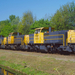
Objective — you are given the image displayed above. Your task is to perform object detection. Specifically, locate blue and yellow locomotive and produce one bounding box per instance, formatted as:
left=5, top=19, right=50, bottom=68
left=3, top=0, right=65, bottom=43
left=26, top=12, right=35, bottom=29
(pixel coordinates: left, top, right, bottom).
left=0, top=27, right=75, bottom=54
left=27, top=27, right=75, bottom=53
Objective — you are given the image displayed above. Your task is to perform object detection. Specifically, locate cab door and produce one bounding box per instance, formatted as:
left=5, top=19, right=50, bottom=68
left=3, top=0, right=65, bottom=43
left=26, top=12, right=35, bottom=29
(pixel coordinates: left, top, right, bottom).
left=68, top=30, right=75, bottom=43
left=34, top=32, right=44, bottom=44
left=8, top=36, right=14, bottom=44
left=3, top=37, right=7, bottom=45
left=24, top=35, right=29, bottom=45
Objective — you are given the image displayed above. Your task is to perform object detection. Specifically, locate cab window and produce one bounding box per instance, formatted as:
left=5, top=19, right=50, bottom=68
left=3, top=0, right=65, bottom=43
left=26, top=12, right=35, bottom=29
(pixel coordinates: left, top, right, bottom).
left=9, top=34, right=12, bottom=37
left=35, top=29, right=40, bottom=34
left=41, top=29, right=49, bottom=33
left=12, top=34, right=17, bottom=36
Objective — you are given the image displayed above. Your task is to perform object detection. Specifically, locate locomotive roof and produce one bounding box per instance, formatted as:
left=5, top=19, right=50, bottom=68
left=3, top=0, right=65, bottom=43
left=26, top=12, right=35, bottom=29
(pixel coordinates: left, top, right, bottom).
left=12, top=32, right=22, bottom=35
left=35, top=27, right=54, bottom=30
left=9, top=32, right=22, bottom=35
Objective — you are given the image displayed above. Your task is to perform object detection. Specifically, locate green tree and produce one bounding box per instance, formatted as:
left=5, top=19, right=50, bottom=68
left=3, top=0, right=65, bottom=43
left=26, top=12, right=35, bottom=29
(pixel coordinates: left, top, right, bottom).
left=50, top=2, right=75, bottom=31
left=9, top=15, right=16, bottom=22
left=0, top=20, right=9, bottom=33
left=12, top=25, right=18, bottom=32
left=29, top=19, right=50, bottom=34
left=11, top=16, right=19, bottom=25
left=18, top=11, right=34, bottom=34
left=0, top=23, right=13, bottom=37
left=0, top=15, right=19, bottom=36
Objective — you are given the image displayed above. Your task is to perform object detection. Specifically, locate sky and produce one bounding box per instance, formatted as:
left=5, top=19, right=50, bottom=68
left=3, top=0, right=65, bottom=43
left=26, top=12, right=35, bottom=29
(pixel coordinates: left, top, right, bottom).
left=0, top=0, right=74, bottom=21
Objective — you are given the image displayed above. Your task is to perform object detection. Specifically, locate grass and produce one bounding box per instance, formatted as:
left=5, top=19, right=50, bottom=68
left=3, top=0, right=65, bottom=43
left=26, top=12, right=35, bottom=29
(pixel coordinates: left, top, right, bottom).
left=0, top=60, right=49, bottom=75
left=0, top=50, right=75, bottom=75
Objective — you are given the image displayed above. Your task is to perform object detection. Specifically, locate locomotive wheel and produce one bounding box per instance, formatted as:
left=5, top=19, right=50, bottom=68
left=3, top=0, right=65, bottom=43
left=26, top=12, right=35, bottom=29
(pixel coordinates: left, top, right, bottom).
left=60, top=48, right=63, bottom=55
left=51, top=47, right=56, bottom=54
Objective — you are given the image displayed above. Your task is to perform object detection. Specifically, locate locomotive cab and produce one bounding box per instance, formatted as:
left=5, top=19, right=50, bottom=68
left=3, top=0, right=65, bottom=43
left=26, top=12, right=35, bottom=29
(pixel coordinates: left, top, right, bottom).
left=34, top=27, right=54, bottom=44
left=8, top=32, right=14, bottom=44
left=34, top=27, right=45, bottom=44
left=8, top=32, right=22, bottom=44
left=35, top=27, right=49, bottom=34
left=7, top=32, right=24, bottom=49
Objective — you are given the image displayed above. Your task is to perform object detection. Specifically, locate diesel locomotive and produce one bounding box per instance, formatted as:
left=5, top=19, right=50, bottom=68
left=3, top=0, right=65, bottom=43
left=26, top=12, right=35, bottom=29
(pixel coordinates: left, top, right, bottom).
left=0, top=27, right=75, bottom=54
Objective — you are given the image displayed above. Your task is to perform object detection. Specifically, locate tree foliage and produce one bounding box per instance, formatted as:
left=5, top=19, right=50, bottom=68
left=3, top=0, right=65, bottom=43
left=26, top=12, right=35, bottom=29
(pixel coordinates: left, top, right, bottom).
left=29, top=19, right=50, bottom=34
left=18, top=11, right=34, bottom=34
left=0, top=23, right=13, bottom=37
left=0, top=20, right=9, bottom=33
left=0, top=15, right=19, bottom=36
left=11, top=16, right=19, bottom=25
left=9, top=15, right=16, bottom=22
left=50, top=2, right=75, bottom=31
left=0, top=2, right=75, bottom=36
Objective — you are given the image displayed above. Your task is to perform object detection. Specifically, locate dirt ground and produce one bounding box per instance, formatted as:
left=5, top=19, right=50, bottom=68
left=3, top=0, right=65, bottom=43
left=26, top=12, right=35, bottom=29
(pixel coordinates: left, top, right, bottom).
left=1, top=49, right=75, bottom=62
left=0, top=49, right=75, bottom=75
